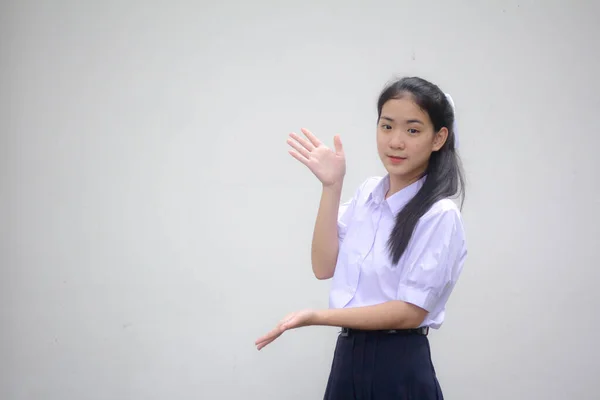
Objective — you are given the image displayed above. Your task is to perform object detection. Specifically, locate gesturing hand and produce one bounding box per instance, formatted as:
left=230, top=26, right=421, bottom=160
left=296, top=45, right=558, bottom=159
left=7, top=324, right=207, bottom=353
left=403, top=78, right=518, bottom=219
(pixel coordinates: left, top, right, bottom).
left=254, top=309, right=316, bottom=351
left=287, top=128, right=346, bottom=187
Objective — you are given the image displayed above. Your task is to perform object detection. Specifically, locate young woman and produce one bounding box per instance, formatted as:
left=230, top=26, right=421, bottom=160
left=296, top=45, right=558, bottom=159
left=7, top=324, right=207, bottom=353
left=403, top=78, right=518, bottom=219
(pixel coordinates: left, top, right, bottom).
left=255, top=76, right=467, bottom=399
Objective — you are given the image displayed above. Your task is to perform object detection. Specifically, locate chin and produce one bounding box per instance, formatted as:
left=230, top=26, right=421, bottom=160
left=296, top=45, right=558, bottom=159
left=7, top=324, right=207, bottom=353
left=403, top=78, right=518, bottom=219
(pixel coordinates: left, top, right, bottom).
left=384, top=162, right=409, bottom=174
left=387, top=165, right=420, bottom=181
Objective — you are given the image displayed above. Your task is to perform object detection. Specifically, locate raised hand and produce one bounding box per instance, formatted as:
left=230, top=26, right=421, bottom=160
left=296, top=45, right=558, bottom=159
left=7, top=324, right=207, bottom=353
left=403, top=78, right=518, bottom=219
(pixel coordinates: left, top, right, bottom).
left=287, top=128, right=346, bottom=187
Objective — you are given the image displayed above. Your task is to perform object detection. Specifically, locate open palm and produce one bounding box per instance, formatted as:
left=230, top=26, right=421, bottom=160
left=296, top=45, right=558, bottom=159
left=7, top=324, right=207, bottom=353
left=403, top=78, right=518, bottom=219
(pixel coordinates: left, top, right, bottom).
left=254, top=309, right=315, bottom=351
left=287, top=128, right=346, bottom=187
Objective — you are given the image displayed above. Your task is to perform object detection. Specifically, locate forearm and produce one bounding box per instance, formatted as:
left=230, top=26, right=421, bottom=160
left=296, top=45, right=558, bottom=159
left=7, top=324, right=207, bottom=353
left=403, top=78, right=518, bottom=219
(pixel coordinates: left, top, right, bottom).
left=311, top=301, right=427, bottom=330
left=310, top=183, right=343, bottom=279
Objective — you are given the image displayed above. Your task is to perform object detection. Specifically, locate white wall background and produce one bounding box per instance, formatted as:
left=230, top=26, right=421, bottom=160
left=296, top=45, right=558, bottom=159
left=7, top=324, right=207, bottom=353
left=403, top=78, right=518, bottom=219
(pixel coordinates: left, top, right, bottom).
left=2, top=1, right=599, bottom=399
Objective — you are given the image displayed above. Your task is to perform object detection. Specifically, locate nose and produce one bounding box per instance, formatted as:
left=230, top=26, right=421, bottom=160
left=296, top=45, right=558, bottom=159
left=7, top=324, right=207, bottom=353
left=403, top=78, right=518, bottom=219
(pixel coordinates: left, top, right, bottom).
left=389, top=131, right=405, bottom=150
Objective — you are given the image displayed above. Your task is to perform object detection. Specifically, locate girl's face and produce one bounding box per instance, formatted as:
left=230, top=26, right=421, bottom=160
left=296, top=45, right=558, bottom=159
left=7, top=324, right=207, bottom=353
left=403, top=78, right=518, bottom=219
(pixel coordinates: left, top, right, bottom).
left=376, top=96, right=448, bottom=184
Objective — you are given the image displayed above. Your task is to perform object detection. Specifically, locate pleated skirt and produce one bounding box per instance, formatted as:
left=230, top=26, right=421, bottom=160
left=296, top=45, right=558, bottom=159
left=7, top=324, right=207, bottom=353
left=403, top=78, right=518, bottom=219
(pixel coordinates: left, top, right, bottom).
left=323, top=329, right=444, bottom=400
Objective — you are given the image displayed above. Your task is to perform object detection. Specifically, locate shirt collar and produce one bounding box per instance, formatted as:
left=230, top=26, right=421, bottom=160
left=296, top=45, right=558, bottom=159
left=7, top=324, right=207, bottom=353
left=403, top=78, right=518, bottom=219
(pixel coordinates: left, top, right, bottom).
left=368, top=175, right=426, bottom=214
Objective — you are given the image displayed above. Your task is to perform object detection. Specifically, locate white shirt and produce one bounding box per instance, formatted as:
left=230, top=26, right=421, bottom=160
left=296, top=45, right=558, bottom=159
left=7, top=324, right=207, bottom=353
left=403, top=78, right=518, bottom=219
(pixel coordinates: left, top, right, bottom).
left=329, top=175, right=467, bottom=329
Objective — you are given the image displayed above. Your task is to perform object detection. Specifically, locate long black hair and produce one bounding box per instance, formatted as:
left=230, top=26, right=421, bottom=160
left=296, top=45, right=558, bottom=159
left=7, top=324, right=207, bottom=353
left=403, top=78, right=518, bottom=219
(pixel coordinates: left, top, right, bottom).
left=378, top=77, right=465, bottom=265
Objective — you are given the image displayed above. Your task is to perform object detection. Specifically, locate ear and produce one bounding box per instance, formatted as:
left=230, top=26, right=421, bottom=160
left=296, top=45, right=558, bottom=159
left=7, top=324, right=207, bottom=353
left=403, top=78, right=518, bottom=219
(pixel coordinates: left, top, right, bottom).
left=432, top=127, right=448, bottom=151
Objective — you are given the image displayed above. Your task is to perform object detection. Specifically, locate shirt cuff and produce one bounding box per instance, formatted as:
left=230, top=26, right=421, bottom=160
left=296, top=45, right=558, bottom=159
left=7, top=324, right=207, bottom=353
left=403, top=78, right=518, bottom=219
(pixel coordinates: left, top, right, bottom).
left=397, top=284, right=439, bottom=312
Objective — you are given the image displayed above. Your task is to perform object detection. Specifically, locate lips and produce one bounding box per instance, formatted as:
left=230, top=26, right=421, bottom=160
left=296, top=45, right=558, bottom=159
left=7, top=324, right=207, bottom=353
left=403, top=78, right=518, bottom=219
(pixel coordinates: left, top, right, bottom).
left=388, top=155, right=406, bottom=164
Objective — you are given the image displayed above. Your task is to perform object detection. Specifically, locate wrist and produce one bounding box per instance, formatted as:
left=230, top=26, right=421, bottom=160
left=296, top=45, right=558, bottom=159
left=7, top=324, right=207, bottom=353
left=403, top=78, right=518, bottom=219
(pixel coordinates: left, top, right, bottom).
left=310, top=309, right=331, bottom=326
left=322, top=181, right=343, bottom=193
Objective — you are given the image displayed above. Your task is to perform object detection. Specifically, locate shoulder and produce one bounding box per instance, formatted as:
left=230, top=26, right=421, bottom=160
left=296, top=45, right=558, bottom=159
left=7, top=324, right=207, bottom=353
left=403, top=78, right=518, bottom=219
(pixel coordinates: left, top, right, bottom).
left=350, top=176, right=383, bottom=202
left=417, top=198, right=465, bottom=239
left=405, top=198, right=467, bottom=265
left=358, top=175, right=383, bottom=192
left=422, top=198, right=462, bottom=222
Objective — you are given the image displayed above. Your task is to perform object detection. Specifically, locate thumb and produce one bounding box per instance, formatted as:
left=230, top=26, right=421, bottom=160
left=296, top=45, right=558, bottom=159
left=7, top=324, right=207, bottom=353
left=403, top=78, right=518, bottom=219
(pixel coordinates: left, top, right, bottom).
left=333, top=135, right=344, bottom=155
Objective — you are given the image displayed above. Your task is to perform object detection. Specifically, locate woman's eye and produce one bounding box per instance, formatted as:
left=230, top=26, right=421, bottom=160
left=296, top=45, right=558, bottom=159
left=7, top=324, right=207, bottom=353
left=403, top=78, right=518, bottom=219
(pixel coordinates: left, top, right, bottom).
left=408, top=128, right=419, bottom=134
left=381, top=124, right=392, bottom=130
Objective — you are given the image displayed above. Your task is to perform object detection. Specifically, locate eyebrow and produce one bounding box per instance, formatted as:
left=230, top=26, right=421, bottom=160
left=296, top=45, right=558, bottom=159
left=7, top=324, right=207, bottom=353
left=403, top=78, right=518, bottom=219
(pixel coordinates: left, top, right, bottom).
left=380, top=116, right=424, bottom=125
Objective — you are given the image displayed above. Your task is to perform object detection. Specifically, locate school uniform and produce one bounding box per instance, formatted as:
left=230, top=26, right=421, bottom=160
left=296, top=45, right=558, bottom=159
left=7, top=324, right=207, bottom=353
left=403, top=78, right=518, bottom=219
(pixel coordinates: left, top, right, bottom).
left=324, top=174, right=467, bottom=400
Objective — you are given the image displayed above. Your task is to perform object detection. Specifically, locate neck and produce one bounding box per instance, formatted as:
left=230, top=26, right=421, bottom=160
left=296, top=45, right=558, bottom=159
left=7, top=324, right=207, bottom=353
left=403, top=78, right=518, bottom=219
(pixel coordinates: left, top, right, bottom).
left=386, top=172, right=424, bottom=199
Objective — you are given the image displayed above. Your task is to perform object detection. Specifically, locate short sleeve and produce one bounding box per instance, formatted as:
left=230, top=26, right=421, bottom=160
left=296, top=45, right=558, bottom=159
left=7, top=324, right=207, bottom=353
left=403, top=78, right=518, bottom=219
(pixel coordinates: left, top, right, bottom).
left=396, top=203, right=467, bottom=312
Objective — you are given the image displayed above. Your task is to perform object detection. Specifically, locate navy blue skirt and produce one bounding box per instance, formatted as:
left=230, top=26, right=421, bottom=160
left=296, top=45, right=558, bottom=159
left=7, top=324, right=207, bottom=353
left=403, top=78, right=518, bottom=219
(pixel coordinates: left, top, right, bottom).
left=323, top=329, right=444, bottom=399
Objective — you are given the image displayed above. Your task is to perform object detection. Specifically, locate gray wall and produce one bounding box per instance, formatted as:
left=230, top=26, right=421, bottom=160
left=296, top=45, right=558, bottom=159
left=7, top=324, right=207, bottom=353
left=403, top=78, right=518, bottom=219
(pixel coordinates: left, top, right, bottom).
left=2, top=1, right=599, bottom=399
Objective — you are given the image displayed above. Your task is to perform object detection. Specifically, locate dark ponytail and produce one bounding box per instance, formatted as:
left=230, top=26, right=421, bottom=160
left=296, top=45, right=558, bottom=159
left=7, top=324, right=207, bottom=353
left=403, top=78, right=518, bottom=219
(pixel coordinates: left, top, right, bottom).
left=378, top=77, right=465, bottom=265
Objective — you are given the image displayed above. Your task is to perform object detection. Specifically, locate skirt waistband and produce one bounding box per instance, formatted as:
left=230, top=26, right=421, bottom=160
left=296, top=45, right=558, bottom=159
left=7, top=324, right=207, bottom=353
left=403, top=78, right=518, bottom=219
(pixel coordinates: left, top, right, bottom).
left=340, top=326, right=429, bottom=337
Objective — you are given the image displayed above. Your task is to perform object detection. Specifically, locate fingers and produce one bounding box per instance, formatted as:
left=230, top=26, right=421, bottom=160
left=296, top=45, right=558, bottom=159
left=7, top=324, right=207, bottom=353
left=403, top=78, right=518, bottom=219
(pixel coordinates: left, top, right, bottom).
left=287, top=129, right=342, bottom=167
left=255, top=327, right=280, bottom=345
left=288, top=150, right=309, bottom=166
left=287, top=130, right=318, bottom=165
left=256, top=336, right=277, bottom=351
left=289, top=132, right=315, bottom=152
left=301, top=128, right=322, bottom=148
left=287, top=136, right=311, bottom=159
left=333, top=135, right=344, bottom=155
left=255, top=312, right=304, bottom=351
left=255, top=335, right=274, bottom=350
left=255, top=326, right=285, bottom=351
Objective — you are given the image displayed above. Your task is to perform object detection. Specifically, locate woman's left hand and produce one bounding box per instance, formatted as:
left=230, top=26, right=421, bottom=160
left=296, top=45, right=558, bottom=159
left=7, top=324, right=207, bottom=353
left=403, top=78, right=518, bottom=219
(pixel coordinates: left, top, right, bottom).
left=255, top=309, right=316, bottom=350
